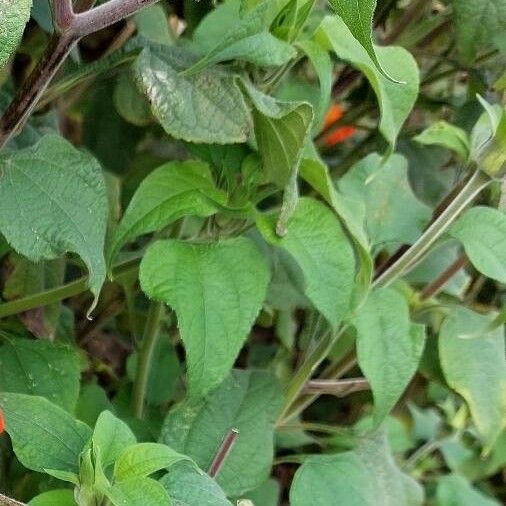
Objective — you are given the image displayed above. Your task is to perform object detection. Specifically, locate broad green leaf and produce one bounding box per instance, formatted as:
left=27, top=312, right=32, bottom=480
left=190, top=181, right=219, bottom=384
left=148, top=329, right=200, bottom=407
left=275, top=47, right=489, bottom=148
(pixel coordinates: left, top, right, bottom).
left=339, top=153, right=431, bottom=252
left=114, top=442, right=189, bottom=481
left=114, top=71, right=153, bottom=127
left=318, top=15, right=419, bottom=150
left=436, top=474, right=500, bottom=506
left=134, top=4, right=174, bottom=45
left=185, top=0, right=295, bottom=75
left=134, top=45, right=251, bottom=144
left=106, top=477, right=172, bottom=506
left=257, top=197, right=355, bottom=327
left=92, top=410, right=137, bottom=469
left=0, top=393, right=91, bottom=474
left=354, top=288, right=426, bottom=423
left=449, top=206, right=506, bottom=283
left=243, top=81, right=313, bottom=188
left=243, top=478, right=280, bottom=506
left=140, top=237, right=270, bottom=398
left=28, top=490, right=76, bottom=506
left=76, top=383, right=114, bottom=427
left=452, top=0, right=506, bottom=63
left=328, top=0, right=400, bottom=82
left=0, top=135, right=108, bottom=312
left=161, top=369, right=282, bottom=496
left=439, top=307, right=506, bottom=449
left=108, top=160, right=226, bottom=264
left=160, top=461, right=232, bottom=506
left=0, top=0, right=32, bottom=70
left=414, top=121, right=470, bottom=160
left=0, top=337, right=81, bottom=412
left=300, top=158, right=372, bottom=309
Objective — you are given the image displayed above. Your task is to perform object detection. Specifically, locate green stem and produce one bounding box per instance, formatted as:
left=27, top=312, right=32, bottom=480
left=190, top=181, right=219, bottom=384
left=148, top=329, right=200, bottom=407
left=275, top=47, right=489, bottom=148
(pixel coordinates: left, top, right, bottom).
left=131, top=301, right=164, bottom=419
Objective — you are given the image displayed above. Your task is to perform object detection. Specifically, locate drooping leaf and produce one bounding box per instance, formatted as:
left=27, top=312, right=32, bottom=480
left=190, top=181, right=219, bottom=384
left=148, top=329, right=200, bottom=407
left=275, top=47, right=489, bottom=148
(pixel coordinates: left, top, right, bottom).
left=28, top=489, right=77, bottom=506
left=243, top=81, right=313, bottom=188
left=436, top=474, right=500, bottom=506
left=318, top=15, right=419, bottom=150
left=449, top=206, right=506, bottom=283
left=439, top=307, right=506, bottom=449
left=353, top=288, right=426, bottom=424
left=106, top=477, right=172, bottom=506
left=414, top=121, right=470, bottom=160
left=140, top=237, right=269, bottom=398
left=92, top=410, right=137, bottom=469
left=160, top=461, right=232, bottom=506
left=0, top=337, right=81, bottom=412
left=0, top=393, right=91, bottom=474
left=161, top=369, right=282, bottom=497
left=339, top=153, right=431, bottom=252
left=257, top=197, right=355, bottom=327
left=0, top=0, right=32, bottom=70
left=134, top=45, right=251, bottom=144
left=0, top=135, right=108, bottom=311
left=108, top=160, right=227, bottom=264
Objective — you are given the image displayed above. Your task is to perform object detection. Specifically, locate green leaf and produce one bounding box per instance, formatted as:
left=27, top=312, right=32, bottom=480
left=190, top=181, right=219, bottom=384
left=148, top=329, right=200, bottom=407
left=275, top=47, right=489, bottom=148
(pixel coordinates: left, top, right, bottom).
left=114, top=442, right=190, bottom=482
left=354, top=288, right=426, bottom=424
left=28, top=489, right=77, bottom=506
left=439, top=307, right=506, bottom=449
left=449, top=206, right=506, bottom=283
left=257, top=197, right=355, bottom=327
left=160, top=461, right=232, bottom=506
left=92, top=410, right=137, bottom=469
left=106, top=477, right=172, bottom=506
left=318, top=15, right=419, bottom=150
left=134, top=45, right=251, bottom=144
left=0, top=393, right=91, bottom=474
left=108, top=160, right=227, bottom=264
left=436, top=474, right=500, bottom=506
left=185, top=0, right=295, bottom=75
left=0, top=0, right=32, bottom=70
left=243, top=478, right=280, bottom=506
left=0, top=337, right=81, bottom=412
left=339, top=153, right=431, bottom=252
left=134, top=4, right=174, bottom=45
left=0, top=135, right=108, bottom=312
left=114, top=71, right=153, bottom=127
left=328, top=0, right=400, bottom=82
left=140, top=237, right=270, bottom=398
left=414, top=121, right=470, bottom=160
left=243, top=81, right=313, bottom=188
left=452, top=0, right=506, bottom=63
left=300, top=158, right=372, bottom=309
left=161, top=369, right=282, bottom=497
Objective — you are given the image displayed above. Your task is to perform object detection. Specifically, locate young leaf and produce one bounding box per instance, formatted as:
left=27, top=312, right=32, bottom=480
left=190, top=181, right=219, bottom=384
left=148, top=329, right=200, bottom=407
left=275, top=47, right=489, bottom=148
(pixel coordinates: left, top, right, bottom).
left=318, top=15, right=419, bottom=150
left=328, top=0, right=400, bottom=83
left=0, top=135, right=108, bottom=311
left=161, top=369, right=282, bottom=497
left=0, top=337, right=81, bottom=412
left=114, top=442, right=189, bottom=481
left=354, top=288, right=426, bottom=424
left=140, top=237, right=270, bottom=398
left=439, top=307, right=506, bottom=449
left=339, top=153, right=431, bottom=252
left=160, top=461, right=233, bottom=506
left=0, top=393, right=91, bottom=474
left=449, top=206, right=506, bottom=283
left=0, top=0, right=32, bottom=70
left=257, top=197, right=355, bottom=327
left=436, top=474, right=500, bottom=506
left=92, top=410, right=137, bottom=469
left=243, top=81, right=313, bottom=188
left=106, top=477, right=172, bottom=506
left=414, top=121, right=470, bottom=160
left=108, top=160, right=227, bottom=264
left=28, top=489, right=76, bottom=506
left=134, top=46, right=251, bottom=144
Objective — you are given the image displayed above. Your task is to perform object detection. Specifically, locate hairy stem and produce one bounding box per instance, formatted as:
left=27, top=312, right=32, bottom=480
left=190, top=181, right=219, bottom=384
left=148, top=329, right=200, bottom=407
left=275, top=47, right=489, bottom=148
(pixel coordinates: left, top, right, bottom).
left=131, top=301, right=164, bottom=419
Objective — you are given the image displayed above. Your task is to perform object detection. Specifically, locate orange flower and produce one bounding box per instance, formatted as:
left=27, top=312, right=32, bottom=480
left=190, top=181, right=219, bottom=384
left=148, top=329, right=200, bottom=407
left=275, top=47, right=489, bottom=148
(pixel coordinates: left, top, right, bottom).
left=324, top=125, right=358, bottom=146
left=323, top=104, right=345, bottom=130
left=0, top=409, right=4, bottom=434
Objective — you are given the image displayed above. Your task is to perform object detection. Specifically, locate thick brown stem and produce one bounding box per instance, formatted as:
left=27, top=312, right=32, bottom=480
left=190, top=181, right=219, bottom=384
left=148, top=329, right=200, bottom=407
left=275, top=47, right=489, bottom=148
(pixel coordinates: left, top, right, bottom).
left=52, top=0, right=75, bottom=32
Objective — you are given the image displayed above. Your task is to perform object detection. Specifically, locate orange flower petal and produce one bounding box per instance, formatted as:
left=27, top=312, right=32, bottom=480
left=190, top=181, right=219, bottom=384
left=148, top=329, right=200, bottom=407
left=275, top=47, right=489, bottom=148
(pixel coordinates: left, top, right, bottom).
left=324, top=126, right=358, bottom=146
left=323, top=104, right=345, bottom=130
left=0, top=409, right=5, bottom=434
